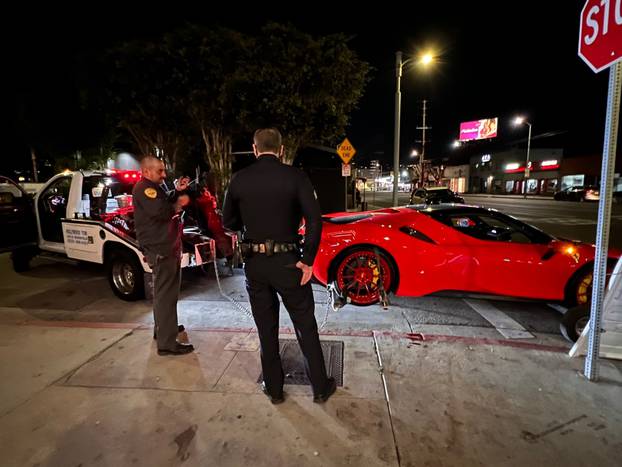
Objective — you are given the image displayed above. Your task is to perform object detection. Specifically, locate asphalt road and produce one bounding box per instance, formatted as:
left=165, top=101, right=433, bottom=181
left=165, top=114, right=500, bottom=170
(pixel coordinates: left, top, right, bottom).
left=366, top=191, right=622, bottom=249
left=0, top=253, right=566, bottom=341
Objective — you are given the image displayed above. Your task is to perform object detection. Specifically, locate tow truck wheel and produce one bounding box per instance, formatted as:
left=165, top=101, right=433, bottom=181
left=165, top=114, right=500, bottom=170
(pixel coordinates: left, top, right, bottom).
left=107, top=250, right=145, bottom=301
left=560, top=305, right=589, bottom=342
left=11, top=246, right=35, bottom=272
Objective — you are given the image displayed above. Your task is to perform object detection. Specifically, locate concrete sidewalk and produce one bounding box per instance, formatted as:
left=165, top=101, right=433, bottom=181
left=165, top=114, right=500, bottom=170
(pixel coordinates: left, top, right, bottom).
left=1, top=319, right=621, bottom=466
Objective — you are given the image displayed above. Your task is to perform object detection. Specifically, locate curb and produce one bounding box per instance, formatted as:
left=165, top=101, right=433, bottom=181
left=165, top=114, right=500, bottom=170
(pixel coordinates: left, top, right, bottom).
left=17, top=320, right=570, bottom=353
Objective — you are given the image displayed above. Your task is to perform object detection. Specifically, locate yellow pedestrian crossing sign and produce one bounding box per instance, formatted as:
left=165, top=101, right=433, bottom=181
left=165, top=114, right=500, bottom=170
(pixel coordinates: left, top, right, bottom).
left=337, top=138, right=356, bottom=164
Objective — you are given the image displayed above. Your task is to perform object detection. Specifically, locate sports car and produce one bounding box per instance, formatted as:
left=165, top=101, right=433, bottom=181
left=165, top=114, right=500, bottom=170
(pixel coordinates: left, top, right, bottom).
left=312, top=204, right=620, bottom=308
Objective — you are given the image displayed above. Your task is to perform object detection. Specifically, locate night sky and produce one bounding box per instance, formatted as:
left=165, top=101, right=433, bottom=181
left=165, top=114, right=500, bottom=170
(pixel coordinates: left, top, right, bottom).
left=5, top=1, right=616, bottom=176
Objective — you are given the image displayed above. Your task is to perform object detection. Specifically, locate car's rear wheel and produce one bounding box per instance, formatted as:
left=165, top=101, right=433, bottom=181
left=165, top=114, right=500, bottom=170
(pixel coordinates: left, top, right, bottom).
left=107, top=250, right=145, bottom=301
left=560, top=305, right=589, bottom=342
left=334, top=247, right=395, bottom=306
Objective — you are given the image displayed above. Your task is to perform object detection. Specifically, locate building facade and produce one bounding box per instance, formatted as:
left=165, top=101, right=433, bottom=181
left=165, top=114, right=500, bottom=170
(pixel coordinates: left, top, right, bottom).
left=441, top=164, right=470, bottom=193
left=469, top=148, right=563, bottom=195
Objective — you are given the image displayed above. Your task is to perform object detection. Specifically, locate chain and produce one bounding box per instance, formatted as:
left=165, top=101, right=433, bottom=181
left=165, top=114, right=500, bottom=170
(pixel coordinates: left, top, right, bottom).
left=211, top=257, right=254, bottom=320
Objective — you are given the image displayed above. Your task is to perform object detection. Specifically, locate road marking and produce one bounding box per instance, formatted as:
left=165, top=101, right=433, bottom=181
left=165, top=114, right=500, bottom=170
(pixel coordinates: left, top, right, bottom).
left=464, top=299, right=534, bottom=339
left=547, top=303, right=568, bottom=314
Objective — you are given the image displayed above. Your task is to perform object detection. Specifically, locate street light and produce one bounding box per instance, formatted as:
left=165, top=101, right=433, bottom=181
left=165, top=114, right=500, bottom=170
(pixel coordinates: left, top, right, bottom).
left=513, top=116, right=532, bottom=199
left=392, top=50, right=435, bottom=206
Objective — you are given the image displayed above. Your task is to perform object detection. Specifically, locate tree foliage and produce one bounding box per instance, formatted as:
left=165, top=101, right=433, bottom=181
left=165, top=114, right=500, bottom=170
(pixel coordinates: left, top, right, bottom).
left=236, top=23, right=371, bottom=164
left=98, top=22, right=371, bottom=195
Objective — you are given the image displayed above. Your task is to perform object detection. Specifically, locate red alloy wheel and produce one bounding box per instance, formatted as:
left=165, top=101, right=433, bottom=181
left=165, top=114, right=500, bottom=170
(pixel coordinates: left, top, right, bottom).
left=336, top=250, right=392, bottom=306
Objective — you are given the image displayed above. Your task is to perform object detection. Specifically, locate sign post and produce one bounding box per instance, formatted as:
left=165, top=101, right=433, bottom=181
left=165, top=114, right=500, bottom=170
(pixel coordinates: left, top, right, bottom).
left=337, top=138, right=357, bottom=210
left=578, top=0, right=622, bottom=380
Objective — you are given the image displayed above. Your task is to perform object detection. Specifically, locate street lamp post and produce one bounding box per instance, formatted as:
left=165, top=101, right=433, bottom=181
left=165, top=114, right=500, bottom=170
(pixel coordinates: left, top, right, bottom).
left=392, top=51, right=405, bottom=207
left=514, top=117, right=532, bottom=198
left=392, top=50, right=434, bottom=206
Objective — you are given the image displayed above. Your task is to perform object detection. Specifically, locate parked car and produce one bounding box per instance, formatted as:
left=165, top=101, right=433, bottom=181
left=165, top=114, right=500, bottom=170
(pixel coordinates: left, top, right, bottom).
left=311, top=205, right=620, bottom=310
left=0, top=176, right=37, bottom=254
left=409, top=186, right=465, bottom=205
left=553, top=185, right=600, bottom=202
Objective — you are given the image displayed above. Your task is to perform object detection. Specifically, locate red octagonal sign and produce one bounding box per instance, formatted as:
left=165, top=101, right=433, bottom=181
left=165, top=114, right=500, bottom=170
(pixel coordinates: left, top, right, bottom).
left=579, top=0, right=622, bottom=73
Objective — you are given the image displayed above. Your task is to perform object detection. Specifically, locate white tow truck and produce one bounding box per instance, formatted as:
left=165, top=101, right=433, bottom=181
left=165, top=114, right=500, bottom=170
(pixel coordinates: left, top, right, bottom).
left=8, top=169, right=235, bottom=300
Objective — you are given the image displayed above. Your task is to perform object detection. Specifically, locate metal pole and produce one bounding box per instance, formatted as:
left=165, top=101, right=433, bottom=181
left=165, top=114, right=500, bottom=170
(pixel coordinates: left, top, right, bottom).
left=344, top=175, right=348, bottom=211
left=420, top=100, right=427, bottom=187
left=30, top=147, right=38, bottom=182
left=392, top=51, right=403, bottom=207
left=585, top=62, right=622, bottom=381
left=523, top=122, right=532, bottom=199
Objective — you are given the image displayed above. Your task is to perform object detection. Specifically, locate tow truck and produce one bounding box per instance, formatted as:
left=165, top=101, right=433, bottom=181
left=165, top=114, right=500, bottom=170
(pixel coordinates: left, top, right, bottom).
left=6, top=169, right=237, bottom=300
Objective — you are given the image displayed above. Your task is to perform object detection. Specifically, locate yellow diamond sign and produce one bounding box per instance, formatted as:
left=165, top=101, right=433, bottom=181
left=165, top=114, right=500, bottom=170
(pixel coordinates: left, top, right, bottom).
left=337, top=138, right=356, bottom=165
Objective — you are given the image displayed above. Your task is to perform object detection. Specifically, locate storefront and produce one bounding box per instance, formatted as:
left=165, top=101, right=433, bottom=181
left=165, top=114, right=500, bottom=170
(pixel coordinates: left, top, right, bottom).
left=560, top=154, right=622, bottom=191
left=469, top=149, right=563, bottom=195
left=441, top=165, right=469, bottom=193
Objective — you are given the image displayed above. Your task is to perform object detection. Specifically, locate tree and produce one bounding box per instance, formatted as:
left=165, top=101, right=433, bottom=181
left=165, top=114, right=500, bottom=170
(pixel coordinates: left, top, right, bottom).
left=163, top=25, right=249, bottom=201
left=236, top=23, right=371, bottom=164
left=100, top=39, right=193, bottom=173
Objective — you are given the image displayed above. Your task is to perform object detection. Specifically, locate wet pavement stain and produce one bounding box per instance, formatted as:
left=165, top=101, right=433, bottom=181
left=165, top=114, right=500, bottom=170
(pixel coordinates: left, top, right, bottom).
left=174, top=424, right=198, bottom=461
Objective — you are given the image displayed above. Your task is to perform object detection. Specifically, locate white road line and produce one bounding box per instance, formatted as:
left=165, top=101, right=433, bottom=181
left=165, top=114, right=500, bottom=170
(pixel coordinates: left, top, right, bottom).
left=464, top=299, right=534, bottom=339
left=547, top=303, right=568, bottom=314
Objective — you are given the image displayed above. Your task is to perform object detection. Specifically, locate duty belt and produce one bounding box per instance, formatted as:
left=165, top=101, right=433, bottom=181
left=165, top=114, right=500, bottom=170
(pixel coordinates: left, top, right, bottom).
left=241, top=240, right=298, bottom=256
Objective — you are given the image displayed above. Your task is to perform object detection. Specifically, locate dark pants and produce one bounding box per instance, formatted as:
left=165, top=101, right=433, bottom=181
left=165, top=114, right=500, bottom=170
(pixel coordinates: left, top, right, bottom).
left=244, top=252, right=329, bottom=396
left=146, top=251, right=181, bottom=350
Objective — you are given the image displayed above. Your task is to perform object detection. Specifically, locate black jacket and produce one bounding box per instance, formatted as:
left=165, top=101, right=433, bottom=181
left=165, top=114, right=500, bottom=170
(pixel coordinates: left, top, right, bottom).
left=222, top=154, right=322, bottom=265
left=132, top=178, right=182, bottom=255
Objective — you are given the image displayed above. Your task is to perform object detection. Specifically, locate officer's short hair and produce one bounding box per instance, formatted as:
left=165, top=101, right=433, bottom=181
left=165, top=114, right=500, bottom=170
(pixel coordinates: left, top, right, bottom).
left=140, top=155, right=163, bottom=171
left=254, top=128, right=282, bottom=154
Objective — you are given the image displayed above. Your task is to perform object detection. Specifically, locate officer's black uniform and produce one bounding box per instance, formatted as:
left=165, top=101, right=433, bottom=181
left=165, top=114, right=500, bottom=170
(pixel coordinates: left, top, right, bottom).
left=222, top=153, right=330, bottom=398
left=133, top=178, right=184, bottom=351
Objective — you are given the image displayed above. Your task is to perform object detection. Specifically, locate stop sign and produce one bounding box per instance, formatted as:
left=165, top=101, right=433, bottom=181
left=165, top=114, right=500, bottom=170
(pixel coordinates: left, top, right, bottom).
left=578, top=0, right=622, bottom=73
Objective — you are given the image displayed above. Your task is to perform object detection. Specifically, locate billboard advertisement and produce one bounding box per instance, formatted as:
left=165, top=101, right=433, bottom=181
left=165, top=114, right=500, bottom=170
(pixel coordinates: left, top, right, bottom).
left=459, top=118, right=498, bottom=141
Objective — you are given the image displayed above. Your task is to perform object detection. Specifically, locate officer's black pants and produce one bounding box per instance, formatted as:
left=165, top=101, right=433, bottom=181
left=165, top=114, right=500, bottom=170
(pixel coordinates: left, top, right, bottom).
left=244, top=252, right=329, bottom=396
left=146, top=251, right=181, bottom=350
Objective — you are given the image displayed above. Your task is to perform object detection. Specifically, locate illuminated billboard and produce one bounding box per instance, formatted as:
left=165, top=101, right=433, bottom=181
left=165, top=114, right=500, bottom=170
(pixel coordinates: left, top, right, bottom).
left=459, top=118, right=498, bottom=141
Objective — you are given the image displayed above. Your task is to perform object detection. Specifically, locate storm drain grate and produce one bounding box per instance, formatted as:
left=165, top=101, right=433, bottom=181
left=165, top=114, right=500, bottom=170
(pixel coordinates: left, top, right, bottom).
left=257, top=339, right=344, bottom=386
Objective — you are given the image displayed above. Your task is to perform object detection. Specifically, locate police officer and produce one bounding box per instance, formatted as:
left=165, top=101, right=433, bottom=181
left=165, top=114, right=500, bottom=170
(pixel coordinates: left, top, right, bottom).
left=133, top=156, right=194, bottom=356
left=222, top=128, right=336, bottom=404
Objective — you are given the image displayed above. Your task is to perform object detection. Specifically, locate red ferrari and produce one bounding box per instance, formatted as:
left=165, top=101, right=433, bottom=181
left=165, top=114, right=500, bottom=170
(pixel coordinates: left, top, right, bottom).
left=312, top=205, right=620, bottom=308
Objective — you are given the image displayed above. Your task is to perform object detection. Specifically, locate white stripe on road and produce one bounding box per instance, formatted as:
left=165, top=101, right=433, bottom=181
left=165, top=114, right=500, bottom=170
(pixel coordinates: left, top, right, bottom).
left=464, top=299, right=534, bottom=339
left=547, top=303, right=568, bottom=314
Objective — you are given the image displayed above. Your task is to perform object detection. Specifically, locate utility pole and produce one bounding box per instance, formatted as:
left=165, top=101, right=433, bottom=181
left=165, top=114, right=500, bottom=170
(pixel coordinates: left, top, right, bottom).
left=416, top=100, right=431, bottom=187
left=30, top=147, right=38, bottom=182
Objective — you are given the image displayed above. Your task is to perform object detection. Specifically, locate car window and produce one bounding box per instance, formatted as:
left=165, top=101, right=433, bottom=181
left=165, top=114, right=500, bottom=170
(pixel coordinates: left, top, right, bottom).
left=0, top=183, right=22, bottom=198
left=440, top=213, right=531, bottom=243
left=0, top=192, right=15, bottom=204
left=476, top=215, right=532, bottom=243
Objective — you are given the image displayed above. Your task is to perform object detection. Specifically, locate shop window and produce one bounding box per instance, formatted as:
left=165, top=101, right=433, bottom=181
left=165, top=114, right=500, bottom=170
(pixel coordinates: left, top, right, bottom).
left=526, top=179, right=538, bottom=194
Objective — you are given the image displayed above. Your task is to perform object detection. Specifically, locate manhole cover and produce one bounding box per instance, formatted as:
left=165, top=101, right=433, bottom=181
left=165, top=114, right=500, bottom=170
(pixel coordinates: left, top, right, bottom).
left=257, top=339, right=344, bottom=386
